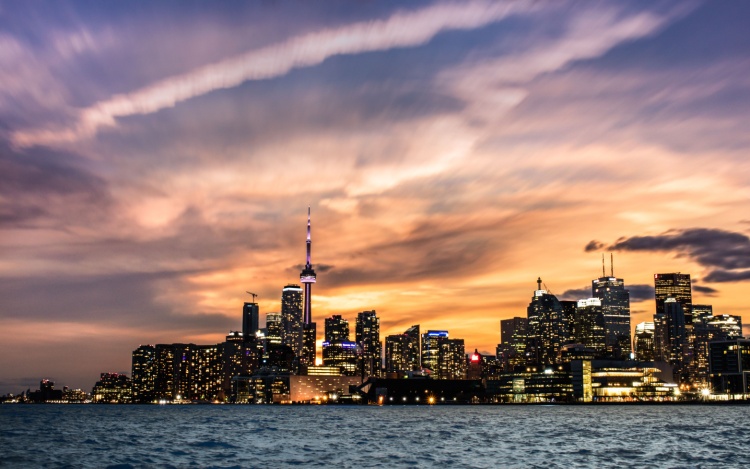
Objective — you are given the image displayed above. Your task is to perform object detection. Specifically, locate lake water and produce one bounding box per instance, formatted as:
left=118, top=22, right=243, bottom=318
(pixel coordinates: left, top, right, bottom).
left=2, top=404, right=750, bottom=468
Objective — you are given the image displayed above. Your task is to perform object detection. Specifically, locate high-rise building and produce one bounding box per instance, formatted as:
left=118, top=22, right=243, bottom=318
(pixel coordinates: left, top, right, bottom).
left=573, top=298, right=607, bottom=358
left=655, top=273, right=692, bottom=323
left=281, top=284, right=304, bottom=358
left=132, top=345, right=156, bottom=403
left=709, top=339, right=750, bottom=395
left=356, top=311, right=381, bottom=378
left=385, top=325, right=420, bottom=373
left=438, top=338, right=466, bottom=380
left=325, top=315, right=350, bottom=342
left=659, top=298, right=689, bottom=383
left=422, top=330, right=449, bottom=373
left=526, top=278, right=567, bottom=366
left=498, top=317, right=528, bottom=371
left=264, top=312, right=283, bottom=347
left=634, top=322, right=655, bottom=362
left=501, top=317, right=527, bottom=345
left=322, top=340, right=360, bottom=376
left=592, top=263, right=631, bottom=358
left=242, top=302, right=259, bottom=341
left=92, top=373, right=132, bottom=403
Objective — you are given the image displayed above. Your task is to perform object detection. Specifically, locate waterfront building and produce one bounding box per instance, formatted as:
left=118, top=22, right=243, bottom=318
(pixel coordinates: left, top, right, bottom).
left=131, top=345, right=156, bottom=403
left=92, top=373, right=132, bottom=403
left=709, top=339, right=750, bottom=396
left=356, top=310, right=381, bottom=378
left=223, top=331, right=260, bottom=396
left=573, top=298, right=607, bottom=358
left=690, top=314, right=743, bottom=387
left=592, top=266, right=631, bottom=358
left=27, top=379, right=64, bottom=403
left=526, top=278, right=567, bottom=366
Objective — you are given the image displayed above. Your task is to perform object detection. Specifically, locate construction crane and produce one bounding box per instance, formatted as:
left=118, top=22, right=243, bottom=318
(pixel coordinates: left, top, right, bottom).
left=246, top=291, right=259, bottom=303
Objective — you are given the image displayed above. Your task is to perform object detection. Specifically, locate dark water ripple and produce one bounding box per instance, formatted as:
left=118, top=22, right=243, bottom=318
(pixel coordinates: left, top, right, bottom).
left=2, top=405, right=750, bottom=468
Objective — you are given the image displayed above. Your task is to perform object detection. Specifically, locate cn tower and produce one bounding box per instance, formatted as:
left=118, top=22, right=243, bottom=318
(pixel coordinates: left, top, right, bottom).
left=300, top=207, right=316, bottom=324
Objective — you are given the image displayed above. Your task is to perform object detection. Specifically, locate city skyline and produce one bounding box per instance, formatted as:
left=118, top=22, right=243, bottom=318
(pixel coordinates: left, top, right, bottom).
left=3, top=1, right=750, bottom=394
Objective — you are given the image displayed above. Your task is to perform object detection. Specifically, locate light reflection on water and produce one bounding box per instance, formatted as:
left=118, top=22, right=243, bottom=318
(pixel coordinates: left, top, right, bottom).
left=2, top=405, right=750, bottom=468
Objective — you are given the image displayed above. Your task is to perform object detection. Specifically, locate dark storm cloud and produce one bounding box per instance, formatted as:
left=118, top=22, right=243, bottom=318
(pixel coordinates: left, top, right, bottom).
left=560, top=284, right=654, bottom=302
left=692, top=285, right=719, bottom=296
left=628, top=285, right=656, bottom=302
left=601, top=228, right=750, bottom=283
left=584, top=240, right=604, bottom=252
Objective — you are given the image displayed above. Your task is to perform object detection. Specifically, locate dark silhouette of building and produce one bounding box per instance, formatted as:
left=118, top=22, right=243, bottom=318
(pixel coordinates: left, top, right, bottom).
left=242, top=302, right=259, bottom=341
left=709, top=339, right=750, bottom=395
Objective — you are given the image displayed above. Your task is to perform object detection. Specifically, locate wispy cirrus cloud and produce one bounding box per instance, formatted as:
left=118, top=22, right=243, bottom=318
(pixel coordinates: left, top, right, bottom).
left=11, top=1, right=538, bottom=148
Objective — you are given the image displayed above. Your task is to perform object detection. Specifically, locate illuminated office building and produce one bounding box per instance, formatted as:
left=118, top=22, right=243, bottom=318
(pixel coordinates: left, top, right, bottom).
left=438, top=338, right=466, bottom=380
left=709, top=339, right=750, bottom=395
left=264, top=312, right=283, bottom=347
left=92, top=373, right=132, bottom=404
left=634, top=322, right=655, bottom=362
left=322, top=340, right=360, bottom=376
left=498, top=317, right=527, bottom=370
left=592, top=262, right=631, bottom=358
left=325, top=315, right=350, bottom=342
left=422, top=330, right=449, bottom=373
left=573, top=298, right=607, bottom=358
left=691, top=314, right=743, bottom=387
left=655, top=273, right=692, bottom=323
left=132, top=345, right=156, bottom=403
left=356, top=311, right=381, bottom=378
left=281, top=284, right=304, bottom=359
left=385, top=325, right=420, bottom=373
left=526, top=278, right=567, bottom=366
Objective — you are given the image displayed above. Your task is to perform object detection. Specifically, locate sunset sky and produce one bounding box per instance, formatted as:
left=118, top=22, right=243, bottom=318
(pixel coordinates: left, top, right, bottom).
left=2, top=1, right=750, bottom=393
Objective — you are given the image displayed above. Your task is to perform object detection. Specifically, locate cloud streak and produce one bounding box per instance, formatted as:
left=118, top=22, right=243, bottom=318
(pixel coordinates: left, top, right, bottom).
left=12, top=1, right=536, bottom=148
left=592, top=228, right=750, bottom=283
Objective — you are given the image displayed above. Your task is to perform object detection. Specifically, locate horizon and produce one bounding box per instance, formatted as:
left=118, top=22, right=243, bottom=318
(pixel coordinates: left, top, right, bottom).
left=3, top=1, right=750, bottom=394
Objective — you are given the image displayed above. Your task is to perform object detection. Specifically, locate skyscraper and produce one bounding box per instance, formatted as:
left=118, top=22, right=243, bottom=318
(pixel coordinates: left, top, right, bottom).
left=634, top=322, right=655, bottom=362
left=655, top=273, right=692, bottom=323
left=356, top=310, right=381, bottom=378
left=526, top=277, right=567, bottom=366
left=281, top=284, right=303, bottom=358
left=325, top=315, right=350, bottom=342
left=573, top=298, right=607, bottom=358
left=592, top=259, right=631, bottom=358
left=421, top=330, right=448, bottom=373
left=385, top=325, right=420, bottom=373
left=299, top=208, right=318, bottom=371
left=242, top=302, right=259, bottom=341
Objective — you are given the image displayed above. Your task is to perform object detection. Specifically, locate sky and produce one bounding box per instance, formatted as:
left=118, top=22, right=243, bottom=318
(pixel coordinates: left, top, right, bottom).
left=2, top=0, right=750, bottom=394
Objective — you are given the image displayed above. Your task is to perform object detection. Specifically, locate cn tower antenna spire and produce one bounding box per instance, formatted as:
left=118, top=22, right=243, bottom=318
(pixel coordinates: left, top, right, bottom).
left=306, top=206, right=311, bottom=266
